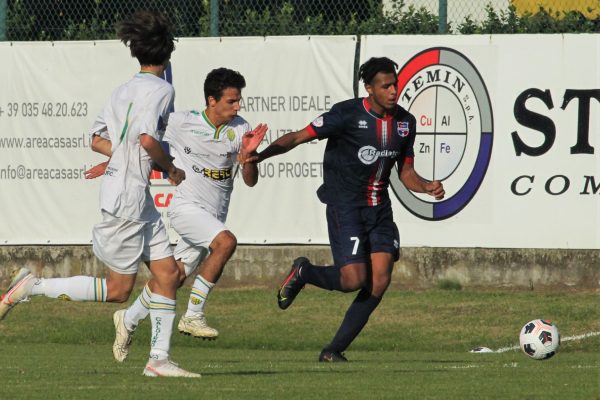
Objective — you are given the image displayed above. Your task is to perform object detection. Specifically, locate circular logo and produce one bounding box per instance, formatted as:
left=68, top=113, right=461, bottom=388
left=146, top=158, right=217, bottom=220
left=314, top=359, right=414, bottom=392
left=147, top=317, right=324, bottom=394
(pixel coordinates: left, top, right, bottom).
left=312, top=116, right=324, bottom=127
left=358, top=145, right=378, bottom=165
left=390, top=47, right=493, bottom=220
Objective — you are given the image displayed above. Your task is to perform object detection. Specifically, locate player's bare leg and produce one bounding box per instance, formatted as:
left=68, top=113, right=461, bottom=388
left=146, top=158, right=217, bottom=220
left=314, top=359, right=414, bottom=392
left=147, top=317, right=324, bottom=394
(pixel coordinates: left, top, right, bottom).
left=179, top=230, right=237, bottom=339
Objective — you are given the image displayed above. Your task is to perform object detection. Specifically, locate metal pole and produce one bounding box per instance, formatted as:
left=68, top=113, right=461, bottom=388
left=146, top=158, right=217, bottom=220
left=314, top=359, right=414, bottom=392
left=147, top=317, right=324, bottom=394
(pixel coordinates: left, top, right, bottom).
left=0, top=0, right=7, bottom=41
left=438, top=0, right=448, bottom=34
left=210, top=0, right=219, bottom=37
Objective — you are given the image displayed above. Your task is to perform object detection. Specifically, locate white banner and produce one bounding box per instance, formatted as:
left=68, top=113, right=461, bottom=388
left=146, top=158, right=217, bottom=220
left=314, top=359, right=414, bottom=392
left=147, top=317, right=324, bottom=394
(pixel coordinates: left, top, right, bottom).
left=1, top=35, right=598, bottom=249
left=0, top=37, right=356, bottom=245
left=361, top=34, right=599, bottom=249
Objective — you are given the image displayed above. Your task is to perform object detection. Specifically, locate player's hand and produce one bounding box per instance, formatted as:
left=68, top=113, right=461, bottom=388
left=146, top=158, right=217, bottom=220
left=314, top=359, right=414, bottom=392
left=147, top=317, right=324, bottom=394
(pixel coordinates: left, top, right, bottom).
left=167, top=166, right=186, bottom=185
left=85, top=161, right=108, bottom=179
left=240, top=123, right=268, bottom=163
left=425, top=180, right=445, bottom=200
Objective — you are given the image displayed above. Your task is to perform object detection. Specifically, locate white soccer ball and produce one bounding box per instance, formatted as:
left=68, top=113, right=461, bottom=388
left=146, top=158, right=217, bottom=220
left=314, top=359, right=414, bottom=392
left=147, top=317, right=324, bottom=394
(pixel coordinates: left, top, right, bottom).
left=519, top=319, right=560, bottom=360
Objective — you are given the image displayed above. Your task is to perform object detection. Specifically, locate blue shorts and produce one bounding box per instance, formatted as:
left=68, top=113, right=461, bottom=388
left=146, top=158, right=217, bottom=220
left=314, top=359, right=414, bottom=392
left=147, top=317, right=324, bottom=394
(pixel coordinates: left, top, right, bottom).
left=326, top=202, right=400, bottom=268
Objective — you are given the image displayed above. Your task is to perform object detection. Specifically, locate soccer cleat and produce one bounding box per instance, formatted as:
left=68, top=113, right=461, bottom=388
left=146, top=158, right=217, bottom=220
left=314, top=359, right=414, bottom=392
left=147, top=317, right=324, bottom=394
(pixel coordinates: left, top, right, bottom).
left=318, top=350, right=349, bottom=363
left=178, top=314, right=219, bottom=339
left=277, top=257, right=308, bottom=310
left=143, top=359, right=201, bottom=378
left=112, top=309, right=134, bottom=362
left=0, top=268, right=37, bottom=321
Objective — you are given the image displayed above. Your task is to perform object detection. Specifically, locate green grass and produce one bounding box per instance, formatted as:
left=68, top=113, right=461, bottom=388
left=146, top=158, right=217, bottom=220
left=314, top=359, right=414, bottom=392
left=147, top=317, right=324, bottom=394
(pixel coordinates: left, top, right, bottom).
left=1, top=287, right=599, bottom=399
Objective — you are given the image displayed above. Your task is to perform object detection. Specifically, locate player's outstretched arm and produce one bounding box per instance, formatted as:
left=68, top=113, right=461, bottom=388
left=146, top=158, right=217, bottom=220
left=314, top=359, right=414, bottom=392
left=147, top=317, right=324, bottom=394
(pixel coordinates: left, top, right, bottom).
left=246, top=127, right=314, bottom=164
left=140, top=133, right=185, bottom=185
left=399, top=160, right=445, bottom=200
left=239, top=123, right=268, bottom=187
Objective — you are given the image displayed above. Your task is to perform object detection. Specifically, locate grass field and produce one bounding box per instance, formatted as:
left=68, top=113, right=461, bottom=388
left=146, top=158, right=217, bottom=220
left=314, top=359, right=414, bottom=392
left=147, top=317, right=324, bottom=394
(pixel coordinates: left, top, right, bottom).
left=1, top=287, right=599, bottom=399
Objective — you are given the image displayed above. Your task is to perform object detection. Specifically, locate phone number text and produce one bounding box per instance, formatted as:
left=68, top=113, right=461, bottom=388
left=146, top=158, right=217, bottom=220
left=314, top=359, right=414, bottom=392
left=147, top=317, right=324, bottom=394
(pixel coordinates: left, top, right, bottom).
left=0, top=102, right=88, bottom=118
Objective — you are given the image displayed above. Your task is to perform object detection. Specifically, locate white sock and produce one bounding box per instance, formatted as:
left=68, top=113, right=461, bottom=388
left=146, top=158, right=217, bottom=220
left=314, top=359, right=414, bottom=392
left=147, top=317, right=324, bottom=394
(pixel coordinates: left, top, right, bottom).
left=185, top=275, right=215, bottom=317
left=149, top=293, right=176, bottom=361
left=124, top=283, right=152, bottom=331
left=29, top=276, right=107, bottom=302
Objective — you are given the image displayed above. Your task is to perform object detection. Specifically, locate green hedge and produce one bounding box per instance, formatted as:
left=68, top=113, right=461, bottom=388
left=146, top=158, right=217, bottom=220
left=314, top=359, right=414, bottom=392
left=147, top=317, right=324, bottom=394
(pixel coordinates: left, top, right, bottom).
left=5, top=1, right=599, bottom=41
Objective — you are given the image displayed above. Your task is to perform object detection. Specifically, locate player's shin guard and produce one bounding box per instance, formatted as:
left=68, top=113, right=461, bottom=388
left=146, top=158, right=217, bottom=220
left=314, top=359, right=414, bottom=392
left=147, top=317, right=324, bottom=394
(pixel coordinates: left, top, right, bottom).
left=29, top=276, right=107, bottom=301
left=300, top=263, right=342, bottom=291
left=324, top=289, right=381, bottom=352
left=185, top=275, right=214, bottom=317
left=149, top=294, right=176, bottom=361
left=123, top=283, right=153, bottom=331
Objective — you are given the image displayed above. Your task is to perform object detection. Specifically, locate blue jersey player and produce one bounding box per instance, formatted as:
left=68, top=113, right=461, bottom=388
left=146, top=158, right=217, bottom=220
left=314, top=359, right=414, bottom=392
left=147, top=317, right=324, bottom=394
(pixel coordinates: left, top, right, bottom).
left=246, top=57, right=445, bottom=362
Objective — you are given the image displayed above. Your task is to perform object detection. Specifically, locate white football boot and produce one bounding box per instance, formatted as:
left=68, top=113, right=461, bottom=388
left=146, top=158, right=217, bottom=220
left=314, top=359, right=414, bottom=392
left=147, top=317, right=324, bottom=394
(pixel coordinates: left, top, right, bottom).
left=0, top=268, right=37, bottom=320
left=178, top=314, right=219, bottom=339
left=112, top=309, right=134, bottom=362
left=143, top=359, right=201, bottom=378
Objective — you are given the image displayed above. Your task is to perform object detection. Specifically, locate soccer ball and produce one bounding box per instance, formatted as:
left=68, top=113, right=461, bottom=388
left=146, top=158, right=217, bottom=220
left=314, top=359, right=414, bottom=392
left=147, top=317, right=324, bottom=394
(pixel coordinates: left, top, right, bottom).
left=519, top=319, right=560, bottom=360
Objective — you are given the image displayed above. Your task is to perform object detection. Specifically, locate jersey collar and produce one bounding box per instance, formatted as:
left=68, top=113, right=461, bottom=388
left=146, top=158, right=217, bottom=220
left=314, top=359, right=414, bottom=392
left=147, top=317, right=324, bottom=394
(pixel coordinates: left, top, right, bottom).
left=362, top=98, right=394, bottom=121
left=201, top=110, right=228, bottom=139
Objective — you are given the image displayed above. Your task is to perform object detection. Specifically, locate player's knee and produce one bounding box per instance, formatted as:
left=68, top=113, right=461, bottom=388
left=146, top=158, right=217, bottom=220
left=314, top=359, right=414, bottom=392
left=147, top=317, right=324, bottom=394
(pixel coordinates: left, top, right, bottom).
left=177, top=263, right=188, bottom=287
left=340, top=267, right=367, bottom=291
left=341, top=277, right=364, bottom=291
left=213, top=231, right=237, bottom=257
left=371, top=274, right=392, bottom=297
left=162, top=264, right=180, bottom=285
left=106, top=284, right=133, bottom=303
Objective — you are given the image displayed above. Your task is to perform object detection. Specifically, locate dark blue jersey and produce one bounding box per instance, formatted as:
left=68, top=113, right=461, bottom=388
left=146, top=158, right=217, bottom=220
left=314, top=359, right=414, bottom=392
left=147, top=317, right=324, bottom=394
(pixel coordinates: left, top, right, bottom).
left=307, top=98, right=416, bottom=207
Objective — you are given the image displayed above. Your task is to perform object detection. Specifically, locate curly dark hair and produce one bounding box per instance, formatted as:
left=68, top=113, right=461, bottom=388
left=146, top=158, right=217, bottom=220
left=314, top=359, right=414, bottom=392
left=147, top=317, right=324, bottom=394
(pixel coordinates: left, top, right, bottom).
left=116, top=10, right=175, bottom=66
left=358, top=57, right=398, bottom=85
left=204, top=68, right=246, bottom=104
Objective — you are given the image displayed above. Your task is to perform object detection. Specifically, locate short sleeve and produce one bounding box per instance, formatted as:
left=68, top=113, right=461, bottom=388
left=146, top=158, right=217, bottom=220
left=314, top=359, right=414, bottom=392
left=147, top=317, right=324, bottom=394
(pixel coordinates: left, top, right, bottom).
left=138, top=85, right=175, bottom=140
left=89, top=102, right=109, bottom=140
left=306, top=103, right=344, bottom=140
left=399, top=114, right=417, bottom=167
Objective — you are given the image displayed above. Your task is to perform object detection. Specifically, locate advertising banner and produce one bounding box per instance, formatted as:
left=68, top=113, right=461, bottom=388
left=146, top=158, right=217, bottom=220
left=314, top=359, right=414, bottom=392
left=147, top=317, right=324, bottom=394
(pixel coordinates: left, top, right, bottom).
left=1, top=34, right=597, bottom=249
left=0, top=36, right=356, bottom=244
left=361, top=34, right=599, bottom=249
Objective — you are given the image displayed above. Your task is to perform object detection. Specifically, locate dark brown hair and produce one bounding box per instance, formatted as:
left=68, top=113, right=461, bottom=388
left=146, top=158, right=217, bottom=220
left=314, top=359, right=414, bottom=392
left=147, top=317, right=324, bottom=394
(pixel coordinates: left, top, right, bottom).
left=116, top=10, right=175, bottom=66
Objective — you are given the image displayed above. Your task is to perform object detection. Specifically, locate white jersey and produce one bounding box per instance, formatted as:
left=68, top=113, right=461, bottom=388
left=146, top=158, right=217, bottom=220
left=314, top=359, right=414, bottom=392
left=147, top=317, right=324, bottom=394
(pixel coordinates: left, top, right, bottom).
left=164, top=110, right=250, bottom=222
left=90, top=73, right=175, bottom=222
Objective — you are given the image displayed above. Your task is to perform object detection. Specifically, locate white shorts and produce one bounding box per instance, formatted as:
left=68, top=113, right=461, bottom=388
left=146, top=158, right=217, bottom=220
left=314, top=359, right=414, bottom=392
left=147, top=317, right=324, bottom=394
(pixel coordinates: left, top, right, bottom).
left=169, top=204, right=226, bottom=275
left=92, top=210, right=173, bottom=274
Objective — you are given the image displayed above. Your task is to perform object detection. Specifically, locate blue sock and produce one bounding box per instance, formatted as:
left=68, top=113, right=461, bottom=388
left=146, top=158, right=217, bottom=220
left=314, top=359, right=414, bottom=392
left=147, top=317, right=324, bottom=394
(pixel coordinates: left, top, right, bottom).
left=325, top=289, right=382, bottom=352
left=299, top=262, right=342, bottom=291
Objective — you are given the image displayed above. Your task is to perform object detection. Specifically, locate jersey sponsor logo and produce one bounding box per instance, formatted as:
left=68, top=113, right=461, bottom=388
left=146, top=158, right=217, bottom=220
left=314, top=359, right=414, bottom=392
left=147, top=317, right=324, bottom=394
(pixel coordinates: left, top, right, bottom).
left=397, top=121, right=410, bottom=137
left=104, top=166, right=117, bottom=177
left=358, top=146, right=400, bottom=165
left=391, top=47, right=494, bottom=220
left=183, top=146, right=210, bottom=158
left=192, top=165, right=232, bottom=181
left=312, top=116, right=324, bottom=127
left=358, top=120, right=368, bottom=129
left=191, top=129, right=212, bottom=137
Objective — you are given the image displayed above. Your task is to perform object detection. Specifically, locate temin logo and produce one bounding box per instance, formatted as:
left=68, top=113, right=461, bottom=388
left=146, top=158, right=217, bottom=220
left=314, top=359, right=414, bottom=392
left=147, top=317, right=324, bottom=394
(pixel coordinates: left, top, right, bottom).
left=390, top=47, right=494, bottom=220
left=184, top=146, right=191, bottom=154
left=358, top=120, right=368, bottom=129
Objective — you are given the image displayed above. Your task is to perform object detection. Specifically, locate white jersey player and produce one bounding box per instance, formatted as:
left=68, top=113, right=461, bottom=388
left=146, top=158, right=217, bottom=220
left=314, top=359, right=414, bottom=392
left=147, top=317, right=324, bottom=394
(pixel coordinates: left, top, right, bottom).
left=107, top=68, right=267, bottom=360
left=0, top=10, right=200, bottom=378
